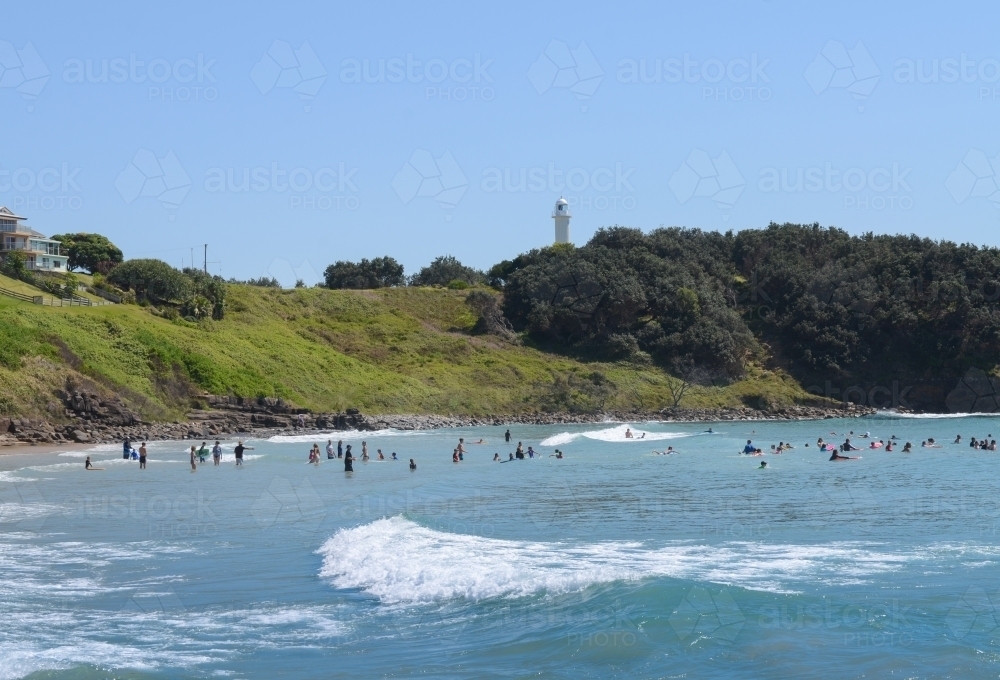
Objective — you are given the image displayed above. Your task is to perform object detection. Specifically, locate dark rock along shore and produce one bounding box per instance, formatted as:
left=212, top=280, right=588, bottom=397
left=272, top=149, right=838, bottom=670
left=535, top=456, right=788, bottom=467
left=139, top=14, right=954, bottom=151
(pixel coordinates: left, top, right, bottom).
left=0, top=391, right=877, bottom=447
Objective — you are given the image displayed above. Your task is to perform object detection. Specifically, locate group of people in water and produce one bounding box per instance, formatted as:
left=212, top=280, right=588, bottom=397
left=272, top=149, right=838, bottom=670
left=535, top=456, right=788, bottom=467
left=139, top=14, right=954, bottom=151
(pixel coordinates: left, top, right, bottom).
left=740, top=429, right=1000, bottom=463
left=306, top=438, right=417, bottom=472
left=99, top=438, right=255, bottom=472
left=91, top=424, right=1000, bottom=474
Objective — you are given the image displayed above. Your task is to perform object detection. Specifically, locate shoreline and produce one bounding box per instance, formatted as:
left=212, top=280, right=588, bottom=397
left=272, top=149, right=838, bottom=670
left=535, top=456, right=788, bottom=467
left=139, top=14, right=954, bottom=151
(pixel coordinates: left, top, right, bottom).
left=0, top=404, right=881, bottom=450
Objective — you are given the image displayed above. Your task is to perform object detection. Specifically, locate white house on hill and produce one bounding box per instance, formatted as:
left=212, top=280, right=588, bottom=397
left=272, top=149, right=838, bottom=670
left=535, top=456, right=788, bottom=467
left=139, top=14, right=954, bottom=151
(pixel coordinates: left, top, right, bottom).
left=0, top=207, right=69, bottom=271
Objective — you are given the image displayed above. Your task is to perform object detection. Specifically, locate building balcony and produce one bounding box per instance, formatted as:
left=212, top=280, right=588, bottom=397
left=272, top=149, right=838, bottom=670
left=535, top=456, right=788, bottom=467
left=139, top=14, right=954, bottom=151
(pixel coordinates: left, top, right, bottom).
left=1, top=243, right=60, bottom=256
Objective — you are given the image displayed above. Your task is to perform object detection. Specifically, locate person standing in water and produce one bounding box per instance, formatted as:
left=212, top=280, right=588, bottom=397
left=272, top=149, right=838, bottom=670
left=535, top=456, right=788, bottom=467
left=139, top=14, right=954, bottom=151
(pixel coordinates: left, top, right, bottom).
left=326, top=440, right=335, bottom=459
left=409, top=458, right=416, bottom=470
left=457, top=438, right=466, bottom=457
left=362, top=441, right=368, bottom=460
left=515, top=442, right=524, bottom=459
left=85, top=456, right=93, bottom=470
left=139, top=442, right=147, bottom=469
left=189, top=445, right=197, bottom=471
left=234, top=441, right=252, bottom=466
left=123, top=438, right=131, bottom=460
left=505, top=429, right=511, bottom=443
left=197, top=442, right=208, bottom=464
left=337, top=439, right=343, bottom=458
left=345, top=447, right=354, bottom=472
left=212, top=440, right=222, bottom=466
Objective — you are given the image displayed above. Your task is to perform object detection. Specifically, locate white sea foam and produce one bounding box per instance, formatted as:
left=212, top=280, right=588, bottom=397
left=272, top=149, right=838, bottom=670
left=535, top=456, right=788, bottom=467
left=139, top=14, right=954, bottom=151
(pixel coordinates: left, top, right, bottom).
left=268, top=429, right=427, bottom=443
left=317, top=516, right=913, bottom=603
left=538, top=432, right=578, bottom=446
left=539, top=424, right=691, bottom=447
left=877, top=410, right=1000, bottom=419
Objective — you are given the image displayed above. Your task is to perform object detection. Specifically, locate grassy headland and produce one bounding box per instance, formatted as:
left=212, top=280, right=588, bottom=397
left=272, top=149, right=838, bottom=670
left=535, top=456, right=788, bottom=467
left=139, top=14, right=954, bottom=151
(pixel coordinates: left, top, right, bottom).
left=0, top=280, right=813, bottom=423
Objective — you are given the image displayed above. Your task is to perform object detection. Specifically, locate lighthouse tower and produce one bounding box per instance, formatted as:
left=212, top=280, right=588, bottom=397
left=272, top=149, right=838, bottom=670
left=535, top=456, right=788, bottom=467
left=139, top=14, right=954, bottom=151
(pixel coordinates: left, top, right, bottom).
left=552, top=197, right=571, bottom=244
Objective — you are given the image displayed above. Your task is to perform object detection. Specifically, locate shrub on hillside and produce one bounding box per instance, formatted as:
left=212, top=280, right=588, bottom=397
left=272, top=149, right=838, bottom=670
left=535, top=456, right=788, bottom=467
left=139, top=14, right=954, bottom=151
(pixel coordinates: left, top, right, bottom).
left=323, top=256, right=405, bottom=289
left=410, top=255, right=482, bottom=287
left=108, top=259, right=189, bottom=303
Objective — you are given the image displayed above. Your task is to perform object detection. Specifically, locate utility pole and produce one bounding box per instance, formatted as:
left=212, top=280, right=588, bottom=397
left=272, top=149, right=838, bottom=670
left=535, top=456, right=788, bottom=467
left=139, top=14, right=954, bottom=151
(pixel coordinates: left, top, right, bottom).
left=203, top=244, right=207, bottom=273
left=190, top=247, right=194, bottom=272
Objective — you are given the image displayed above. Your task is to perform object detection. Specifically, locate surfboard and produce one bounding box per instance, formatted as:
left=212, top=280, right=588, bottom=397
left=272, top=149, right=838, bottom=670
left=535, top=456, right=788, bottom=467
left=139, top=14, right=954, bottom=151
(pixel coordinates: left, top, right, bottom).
left=86, top=467, right=104, bottom=471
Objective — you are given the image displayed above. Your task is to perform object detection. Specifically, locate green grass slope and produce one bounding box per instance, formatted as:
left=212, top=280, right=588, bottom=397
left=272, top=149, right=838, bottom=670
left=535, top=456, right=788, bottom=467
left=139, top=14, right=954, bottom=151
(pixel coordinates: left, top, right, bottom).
left=0, top=284, right=816, bottom=421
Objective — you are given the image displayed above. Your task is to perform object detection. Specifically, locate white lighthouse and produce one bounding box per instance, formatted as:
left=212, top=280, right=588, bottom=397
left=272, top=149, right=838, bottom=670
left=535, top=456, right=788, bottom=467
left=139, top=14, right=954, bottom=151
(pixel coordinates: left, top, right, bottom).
left=552, top=196, right=571, bottom=244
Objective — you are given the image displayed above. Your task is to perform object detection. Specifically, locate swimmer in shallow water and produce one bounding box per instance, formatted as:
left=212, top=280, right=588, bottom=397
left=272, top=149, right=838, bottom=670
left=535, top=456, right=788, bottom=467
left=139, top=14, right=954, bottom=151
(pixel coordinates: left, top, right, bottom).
left=409, top=458, right=416, bottom=470
left=625, top=428, right=633, bottom=439
left=829, top=450, right=858, bottom=461
left=550, top=449, right=564, bottom=458
left=758, top=460, right=767, bottom=468
left=902, top=442, right=913, bottom=453
left=493, top=453, right=501, bottom=461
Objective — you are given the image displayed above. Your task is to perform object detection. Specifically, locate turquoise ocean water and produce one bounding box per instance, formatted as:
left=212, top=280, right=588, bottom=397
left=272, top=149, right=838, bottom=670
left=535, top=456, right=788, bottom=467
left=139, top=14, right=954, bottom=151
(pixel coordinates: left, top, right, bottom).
left=3, top=413, right=1000, bottom=678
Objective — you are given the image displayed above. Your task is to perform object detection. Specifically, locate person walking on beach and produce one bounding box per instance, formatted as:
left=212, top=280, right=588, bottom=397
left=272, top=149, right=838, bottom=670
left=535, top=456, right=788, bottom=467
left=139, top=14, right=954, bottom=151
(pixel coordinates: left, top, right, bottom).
left=212, top=440, right=222, bottom=466
left=139, top=442, right=147, bottom=469
left=505, top=429, right=511, bottom=443
left=190, top=445, right=197, bottom=472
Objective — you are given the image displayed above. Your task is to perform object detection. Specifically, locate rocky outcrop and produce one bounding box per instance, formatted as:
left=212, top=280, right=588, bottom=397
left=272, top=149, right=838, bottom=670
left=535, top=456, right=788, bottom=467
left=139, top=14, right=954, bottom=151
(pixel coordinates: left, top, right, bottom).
left=0, top=392, right=875, bottom=447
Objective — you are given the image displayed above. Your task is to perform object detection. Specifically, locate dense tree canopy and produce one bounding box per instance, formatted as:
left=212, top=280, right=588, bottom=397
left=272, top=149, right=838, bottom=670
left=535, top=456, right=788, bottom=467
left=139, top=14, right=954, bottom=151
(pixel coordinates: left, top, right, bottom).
left=50, top=233, right=123, bottom=273
left=410, top=255, right=482, bottom=287
left=500, top=228, right=756, bottom=377
left=494, top=223, right=1000, bottom=406
left=323, top=256, right=404, bottom=289
left=107, top=260, right=225, bottom=319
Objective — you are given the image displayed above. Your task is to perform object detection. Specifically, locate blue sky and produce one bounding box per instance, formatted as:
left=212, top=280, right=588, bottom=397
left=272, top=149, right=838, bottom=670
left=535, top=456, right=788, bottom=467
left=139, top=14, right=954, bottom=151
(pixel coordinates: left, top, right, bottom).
left=4, top=1, right=1000, bottom=285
